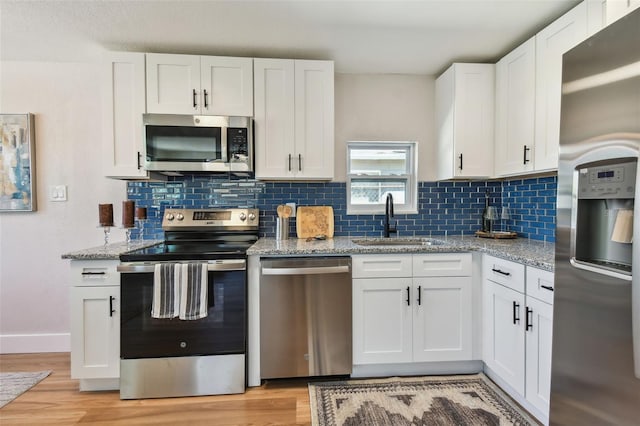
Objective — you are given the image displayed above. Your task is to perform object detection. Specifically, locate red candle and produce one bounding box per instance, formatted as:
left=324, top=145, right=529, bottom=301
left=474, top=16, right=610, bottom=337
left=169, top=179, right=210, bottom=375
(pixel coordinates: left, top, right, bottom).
left=99, top=204, right=114, bottom=227
left=122, top=201, right=135, bottom=228
left=135, top=207, right=147, bottom=220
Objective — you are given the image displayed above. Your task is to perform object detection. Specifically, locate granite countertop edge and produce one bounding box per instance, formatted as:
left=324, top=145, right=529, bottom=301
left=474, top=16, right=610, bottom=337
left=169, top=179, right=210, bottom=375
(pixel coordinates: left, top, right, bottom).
left=247, top=235, right=555, bottom=272
left=61, top=240, right=164, bottom=260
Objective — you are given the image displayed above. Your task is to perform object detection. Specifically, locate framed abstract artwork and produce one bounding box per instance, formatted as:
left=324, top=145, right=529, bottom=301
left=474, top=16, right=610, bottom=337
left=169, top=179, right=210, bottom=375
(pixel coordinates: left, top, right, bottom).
left=0, top=114, right=36, bottom=212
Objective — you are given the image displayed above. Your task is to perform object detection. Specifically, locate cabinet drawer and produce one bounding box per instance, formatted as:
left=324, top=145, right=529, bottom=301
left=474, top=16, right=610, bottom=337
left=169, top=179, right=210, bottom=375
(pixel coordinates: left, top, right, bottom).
left=526, top=267, right=555, bottom=305
left=352, top=255, right=412, bottom=278
left=70, top=260, right=120, bottom=287
left=483, top=255, right=525, bottom=293
left=412, top=253, right=472, bottom=277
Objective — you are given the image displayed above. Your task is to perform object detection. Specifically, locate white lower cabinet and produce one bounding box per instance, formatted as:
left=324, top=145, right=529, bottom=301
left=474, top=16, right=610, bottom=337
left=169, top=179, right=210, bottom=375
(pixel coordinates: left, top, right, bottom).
left=353, top=253, right=473, bottom=366
left=482, top=254, right=554, bottom=424
left=70, top=260, right=120, bottom=391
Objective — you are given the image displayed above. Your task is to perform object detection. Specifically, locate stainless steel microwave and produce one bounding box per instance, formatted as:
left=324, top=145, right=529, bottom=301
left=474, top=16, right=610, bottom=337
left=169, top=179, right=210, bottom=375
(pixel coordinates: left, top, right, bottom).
left=143, top=114, right=253, bottom=173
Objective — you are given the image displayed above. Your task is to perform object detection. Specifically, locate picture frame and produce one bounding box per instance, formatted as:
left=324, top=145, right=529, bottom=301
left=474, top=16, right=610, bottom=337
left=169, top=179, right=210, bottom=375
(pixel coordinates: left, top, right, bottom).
left=0, top=114, right=37, bottom=212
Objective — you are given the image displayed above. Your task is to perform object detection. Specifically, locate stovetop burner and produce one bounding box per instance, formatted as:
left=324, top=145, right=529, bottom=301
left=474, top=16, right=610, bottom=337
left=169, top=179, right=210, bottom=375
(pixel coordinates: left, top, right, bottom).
left=120, top=208, right=259, bottom=262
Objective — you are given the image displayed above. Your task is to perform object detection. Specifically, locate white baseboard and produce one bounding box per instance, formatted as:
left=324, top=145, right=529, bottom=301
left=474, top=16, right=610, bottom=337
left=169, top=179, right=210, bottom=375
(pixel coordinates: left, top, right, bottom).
left=0, top=333, right=71, bottom=354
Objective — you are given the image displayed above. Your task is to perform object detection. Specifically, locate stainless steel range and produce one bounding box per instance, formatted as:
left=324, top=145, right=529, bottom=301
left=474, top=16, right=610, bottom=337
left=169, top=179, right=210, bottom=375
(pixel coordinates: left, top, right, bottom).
left=118, top=208, right=258, bottom=399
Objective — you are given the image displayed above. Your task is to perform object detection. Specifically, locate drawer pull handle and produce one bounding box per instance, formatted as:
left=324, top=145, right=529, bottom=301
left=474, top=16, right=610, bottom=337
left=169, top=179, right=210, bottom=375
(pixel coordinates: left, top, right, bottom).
left=513, top=301, right=520, bottom=324
left=406, top=286, right=411, bottom=306
left=526, top=307, right=533, bottom=331
left=541, top=285, right=554, bottom=292
left=492, top=268, right=511, bottom=276
left=81, top=271, right=106, bottom=275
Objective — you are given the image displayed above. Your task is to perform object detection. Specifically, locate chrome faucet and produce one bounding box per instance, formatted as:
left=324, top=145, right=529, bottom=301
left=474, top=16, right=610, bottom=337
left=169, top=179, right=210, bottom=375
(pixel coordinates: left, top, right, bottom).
left=383, top=193, right=397, bottom=238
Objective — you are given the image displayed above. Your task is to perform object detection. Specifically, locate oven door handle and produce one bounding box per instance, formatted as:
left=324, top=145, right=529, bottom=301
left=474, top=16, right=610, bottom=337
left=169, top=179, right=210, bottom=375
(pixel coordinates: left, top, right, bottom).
left=117, top=260, right=246, bottom=273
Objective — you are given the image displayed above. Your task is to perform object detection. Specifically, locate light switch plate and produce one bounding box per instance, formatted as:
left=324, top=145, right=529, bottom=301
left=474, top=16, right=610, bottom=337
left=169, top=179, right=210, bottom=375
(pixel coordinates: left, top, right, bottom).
left=49, top=185, right=67, bottom=202
left=286, top=202, right=296, bottom=217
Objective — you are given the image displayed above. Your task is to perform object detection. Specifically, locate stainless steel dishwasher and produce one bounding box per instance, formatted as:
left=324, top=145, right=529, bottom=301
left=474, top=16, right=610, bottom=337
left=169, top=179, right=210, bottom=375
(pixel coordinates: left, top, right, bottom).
left=260, top=256, right=352, bottom=379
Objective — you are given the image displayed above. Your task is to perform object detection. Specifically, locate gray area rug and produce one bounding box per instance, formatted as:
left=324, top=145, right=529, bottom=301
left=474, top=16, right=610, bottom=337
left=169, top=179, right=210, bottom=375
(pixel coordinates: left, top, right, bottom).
left=309, top=373, right=537, bottom=426
left=0, top=370, right=51, bottom=408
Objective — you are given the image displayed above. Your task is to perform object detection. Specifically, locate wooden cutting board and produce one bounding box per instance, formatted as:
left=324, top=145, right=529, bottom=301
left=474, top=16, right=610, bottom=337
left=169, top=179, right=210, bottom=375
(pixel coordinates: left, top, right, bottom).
left=296, top=206, right=334, bottom=239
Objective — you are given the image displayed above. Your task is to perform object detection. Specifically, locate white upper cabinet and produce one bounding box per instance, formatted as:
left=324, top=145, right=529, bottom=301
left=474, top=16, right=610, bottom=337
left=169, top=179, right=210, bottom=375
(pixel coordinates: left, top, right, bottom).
left=146, top=53, right=253, bottom=116
left=436, top=63, right=495, bottom=180
left=254, top=58, right=334, bottom=180
left=606, top=0, right=640, bottom=25
left=534, top=2, right=588, bottom=171
left=102, top=51, right=149, bottom=179
left=494, top=37, right=537, bottom=176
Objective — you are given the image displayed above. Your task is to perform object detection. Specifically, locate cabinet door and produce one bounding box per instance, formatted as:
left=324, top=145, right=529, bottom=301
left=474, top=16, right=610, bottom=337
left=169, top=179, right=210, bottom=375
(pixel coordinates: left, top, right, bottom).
left=352, top=278, right=413, bottom=364
left=254, top=58, right=295, bottom=179
left=70, top=286, right=119, bottom=379
left=525, top=296, right=554, bottom=417
left=436, top=64, right=495, bottom=180
left=294, top=60, right=334, bottom=179
left=494, top=37, right=536, bottom=176
left=102, top=51, right=148, bottom=179
left=413, top=277, right=472, bottom=362
left=201, top=56, right=253, bottom=116
left=483, top=280, right=526, bottom=395
left=534, top=2, right=587, bottom=171
left=146, top=53, right=201, bottom=114
left=606, top=0, right=640, bottom=25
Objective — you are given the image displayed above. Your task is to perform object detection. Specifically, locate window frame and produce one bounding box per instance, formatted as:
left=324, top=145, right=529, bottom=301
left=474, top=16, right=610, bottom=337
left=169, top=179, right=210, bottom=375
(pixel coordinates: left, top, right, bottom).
left=346, top=141, right=418, bottom=215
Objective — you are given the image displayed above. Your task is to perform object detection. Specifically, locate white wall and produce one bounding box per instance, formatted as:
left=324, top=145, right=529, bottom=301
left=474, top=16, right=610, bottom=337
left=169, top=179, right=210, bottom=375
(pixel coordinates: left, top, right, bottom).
left=334, top=73, right=436, bottom=181
left=0, top=60, right=127, bottom=353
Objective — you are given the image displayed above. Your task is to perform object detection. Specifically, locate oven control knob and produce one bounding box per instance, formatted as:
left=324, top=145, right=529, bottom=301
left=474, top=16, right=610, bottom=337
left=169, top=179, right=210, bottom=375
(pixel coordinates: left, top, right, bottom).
left=166, top=213, right=175, bottom=221
left=248, top=213, right=256, bottom=221
left=239, top=212, right=247, bottom=221
left=180, top=341, right=187, bottom=348
left=176, top=213, right=184, bottom=221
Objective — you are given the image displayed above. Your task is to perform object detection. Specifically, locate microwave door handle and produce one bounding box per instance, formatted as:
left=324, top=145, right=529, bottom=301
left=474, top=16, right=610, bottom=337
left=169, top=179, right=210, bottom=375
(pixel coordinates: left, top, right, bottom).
left=221, top=126, right=228, bottom=163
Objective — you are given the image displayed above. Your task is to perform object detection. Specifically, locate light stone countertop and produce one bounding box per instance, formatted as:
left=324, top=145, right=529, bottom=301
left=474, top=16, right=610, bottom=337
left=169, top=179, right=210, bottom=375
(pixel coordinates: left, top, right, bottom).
left=61, top=240, right=163, bottom=260
left=247, top=235, right=555, bottom=271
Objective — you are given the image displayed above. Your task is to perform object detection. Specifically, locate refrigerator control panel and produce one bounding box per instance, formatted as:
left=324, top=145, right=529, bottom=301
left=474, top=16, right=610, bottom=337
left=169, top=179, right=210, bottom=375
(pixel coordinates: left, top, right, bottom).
left=578, top=161, right=637, bottom=199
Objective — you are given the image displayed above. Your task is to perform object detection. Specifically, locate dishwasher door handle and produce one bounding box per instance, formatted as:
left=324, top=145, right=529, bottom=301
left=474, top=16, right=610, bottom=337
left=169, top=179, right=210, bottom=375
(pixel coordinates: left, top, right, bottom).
left=261, top=265, right=350, bottom=276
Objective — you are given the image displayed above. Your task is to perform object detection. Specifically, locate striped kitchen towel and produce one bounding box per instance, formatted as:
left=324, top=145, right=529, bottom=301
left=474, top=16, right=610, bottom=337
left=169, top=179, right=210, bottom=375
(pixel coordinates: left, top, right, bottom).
left=151, top=263, right=180, bottom=319
left=179, top=262, right=209, bottom=320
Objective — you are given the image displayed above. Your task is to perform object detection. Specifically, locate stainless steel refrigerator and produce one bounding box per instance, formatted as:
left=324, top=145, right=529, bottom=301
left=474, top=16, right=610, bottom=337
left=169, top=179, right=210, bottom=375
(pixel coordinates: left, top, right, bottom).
left=551, top=8, right=640, bottom=425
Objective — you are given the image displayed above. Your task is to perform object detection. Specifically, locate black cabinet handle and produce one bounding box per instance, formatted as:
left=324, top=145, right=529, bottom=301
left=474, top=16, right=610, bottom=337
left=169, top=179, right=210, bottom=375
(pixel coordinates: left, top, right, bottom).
left=492, top=268, right=511, bottom=276
left=458, top=153, right=463, bottom=170
left=417, top=285, right=422, bottom=306
left=137, top=151, right=142, bottom=170
left=192, top=89, right=197, bottom=108
left=526, top=307, right=533, bottom=331
left=81, top=271, right=106, bottom=276
left=513, top=301, right=520, bottom=324
left=298, top=154, right=302, bottom=171
left=203, top=89, right=209, bottom=108
left=523, top=145, right=530, bottom=164
left=406, top=286, right=411, bottom=306
left=109, top=296, right=115, bottom=317
left=288, top=154, right=292, bottom=171
left=541, top=285, right=554, bottom=292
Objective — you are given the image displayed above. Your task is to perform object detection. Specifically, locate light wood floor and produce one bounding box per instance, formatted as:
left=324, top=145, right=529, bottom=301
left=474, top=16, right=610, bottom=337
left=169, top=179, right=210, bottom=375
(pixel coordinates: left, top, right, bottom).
left=0, top=353, right=313, bottom=425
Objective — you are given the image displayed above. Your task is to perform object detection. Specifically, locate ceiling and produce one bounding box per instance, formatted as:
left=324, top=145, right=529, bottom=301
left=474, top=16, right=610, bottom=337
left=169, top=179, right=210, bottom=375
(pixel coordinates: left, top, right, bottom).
left=0, top=0, right=581, bottom=75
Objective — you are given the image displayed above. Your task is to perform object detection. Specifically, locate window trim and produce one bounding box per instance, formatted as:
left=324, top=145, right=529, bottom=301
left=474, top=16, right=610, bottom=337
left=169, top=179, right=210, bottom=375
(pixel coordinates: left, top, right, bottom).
left=346, top=141, right=418, bottom=215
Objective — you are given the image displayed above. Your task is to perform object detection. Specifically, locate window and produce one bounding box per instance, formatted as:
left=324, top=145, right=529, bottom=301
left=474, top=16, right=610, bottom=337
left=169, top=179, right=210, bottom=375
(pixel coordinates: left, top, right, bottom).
left=347, top=141, right=418, bottom=215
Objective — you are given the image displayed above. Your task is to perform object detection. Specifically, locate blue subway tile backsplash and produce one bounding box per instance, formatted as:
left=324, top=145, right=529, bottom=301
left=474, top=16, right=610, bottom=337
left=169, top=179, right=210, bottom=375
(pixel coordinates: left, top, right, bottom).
left=127, top=174, right=557, bottom=243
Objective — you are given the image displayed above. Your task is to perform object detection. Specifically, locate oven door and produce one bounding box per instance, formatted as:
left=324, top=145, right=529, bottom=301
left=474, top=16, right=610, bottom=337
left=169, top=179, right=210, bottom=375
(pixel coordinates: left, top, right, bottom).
left=118, top=259, right=246, bottom=359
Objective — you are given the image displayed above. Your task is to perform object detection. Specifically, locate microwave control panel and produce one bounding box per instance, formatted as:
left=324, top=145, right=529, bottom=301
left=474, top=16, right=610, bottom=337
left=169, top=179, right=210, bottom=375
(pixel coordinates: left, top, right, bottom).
left=227, top=128, right=249, bottom=160
left=577, top=160, right=637, bottom=199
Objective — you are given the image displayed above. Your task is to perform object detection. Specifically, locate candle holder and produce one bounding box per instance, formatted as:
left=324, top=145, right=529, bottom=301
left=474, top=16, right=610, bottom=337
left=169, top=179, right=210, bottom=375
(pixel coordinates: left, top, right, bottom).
left=102, top=226, right=112, bottom=246
left=136, top=218, right=147, bottom=241
left=125, top=228, right=133, bottom=244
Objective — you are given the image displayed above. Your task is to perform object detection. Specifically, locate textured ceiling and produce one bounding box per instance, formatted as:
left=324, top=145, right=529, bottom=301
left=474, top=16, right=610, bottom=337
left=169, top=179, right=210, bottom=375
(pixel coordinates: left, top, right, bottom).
left=0, top=0, right=581, bottom=75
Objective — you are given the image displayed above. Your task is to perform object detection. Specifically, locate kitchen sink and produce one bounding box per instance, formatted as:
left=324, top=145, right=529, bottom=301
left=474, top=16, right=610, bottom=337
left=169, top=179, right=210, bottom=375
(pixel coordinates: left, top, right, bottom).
left=351, top=237, right=446, bottom=247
